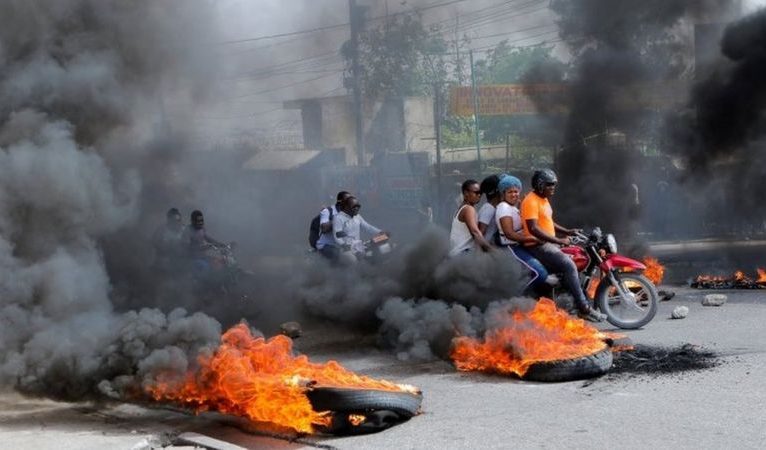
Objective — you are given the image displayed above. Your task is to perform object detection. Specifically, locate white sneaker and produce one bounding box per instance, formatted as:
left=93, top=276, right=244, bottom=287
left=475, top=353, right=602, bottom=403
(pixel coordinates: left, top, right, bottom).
left=545, top=274, right=560, bottom=286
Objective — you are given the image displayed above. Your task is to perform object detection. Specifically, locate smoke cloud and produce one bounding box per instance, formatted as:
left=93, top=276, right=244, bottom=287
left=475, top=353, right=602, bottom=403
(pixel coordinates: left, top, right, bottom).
left=666, top=7, right=766, bottom=233
left=294, top=227, right=528, bottom=360
left=0, top=0, right=231, bottom=401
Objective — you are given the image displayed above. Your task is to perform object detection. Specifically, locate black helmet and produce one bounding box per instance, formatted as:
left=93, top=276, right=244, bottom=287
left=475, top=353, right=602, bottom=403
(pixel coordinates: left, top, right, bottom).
left=531, top=169, right=558, bottom=192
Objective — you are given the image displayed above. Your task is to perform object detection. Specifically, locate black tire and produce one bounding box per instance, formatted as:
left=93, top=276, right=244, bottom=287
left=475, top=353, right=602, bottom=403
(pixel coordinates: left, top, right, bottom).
left=320, top=410, right=408, bottom=436
left=602, top=335, right=634, bottom=349
left=306, top=387, right=422, bottom=418
left=595, top=272, right=658, bottom=329
left=522, top=347, right=613, bottom=382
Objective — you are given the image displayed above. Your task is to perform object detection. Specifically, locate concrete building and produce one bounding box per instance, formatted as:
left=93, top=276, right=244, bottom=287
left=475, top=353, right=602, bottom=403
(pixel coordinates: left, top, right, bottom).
left=283, top=94, right=435, bottom=166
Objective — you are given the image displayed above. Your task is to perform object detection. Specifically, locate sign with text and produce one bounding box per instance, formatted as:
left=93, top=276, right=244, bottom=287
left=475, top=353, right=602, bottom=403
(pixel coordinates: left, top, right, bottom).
left=449, top=84, right=569, bottom=116
left=449, top=82, right=687, bottom=116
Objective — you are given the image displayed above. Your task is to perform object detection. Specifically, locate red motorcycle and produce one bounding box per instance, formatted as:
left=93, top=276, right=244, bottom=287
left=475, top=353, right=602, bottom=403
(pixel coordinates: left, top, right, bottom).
left=550, top=228, right=658, bottom=329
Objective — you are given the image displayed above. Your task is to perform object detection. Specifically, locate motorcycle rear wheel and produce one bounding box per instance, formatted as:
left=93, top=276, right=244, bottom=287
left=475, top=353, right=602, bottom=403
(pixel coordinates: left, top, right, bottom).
left=595, top=272, right=658, bottom=329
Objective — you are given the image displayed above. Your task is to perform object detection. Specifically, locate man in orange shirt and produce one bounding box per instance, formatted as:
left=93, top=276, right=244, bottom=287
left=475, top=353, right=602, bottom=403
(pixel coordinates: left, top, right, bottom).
left=521, top=169, right=606, bottom=322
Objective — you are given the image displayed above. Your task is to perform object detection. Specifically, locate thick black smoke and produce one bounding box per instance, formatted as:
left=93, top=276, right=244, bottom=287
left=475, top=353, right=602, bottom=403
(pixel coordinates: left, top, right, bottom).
left=664, top=7, right=766, bottom=234
left=294, top=227, right=529, bottom=360
left=686, top=7, right=766, bottom=162
left=544, top=0, right=703, bottom=239
left=0, top=1, right=233, bottom=401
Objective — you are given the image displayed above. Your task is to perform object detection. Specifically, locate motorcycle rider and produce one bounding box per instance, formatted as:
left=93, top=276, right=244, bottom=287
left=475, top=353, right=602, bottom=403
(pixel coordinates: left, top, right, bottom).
left=450, top=179, right=493, bottom=256
left=477, top=174, right=501, bottom=245
left=152, top=207, right=185, bottom=272
left=316, top=190, right=352, bottom=262
left=333, top=196, right=385, bottom=262
left=183, top=210, right=225, bottom=275
left=520, top=169, right=607, bottom=322
left=494, top=175, right=550, bottom=295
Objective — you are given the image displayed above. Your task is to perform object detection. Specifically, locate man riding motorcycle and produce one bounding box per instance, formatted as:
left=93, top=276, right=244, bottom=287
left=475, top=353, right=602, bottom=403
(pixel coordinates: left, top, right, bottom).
left=182, top=210, right=227, bottom=275
left=333, top=196, right=387, bottom=264
left=521, top=169, right=607, bottom=323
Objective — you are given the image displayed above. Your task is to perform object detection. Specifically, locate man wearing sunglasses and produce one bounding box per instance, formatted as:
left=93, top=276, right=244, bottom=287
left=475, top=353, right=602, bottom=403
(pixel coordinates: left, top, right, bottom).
left=521, top=169, right=606, bottom=322
left=333, top=196, right=386, bottom=260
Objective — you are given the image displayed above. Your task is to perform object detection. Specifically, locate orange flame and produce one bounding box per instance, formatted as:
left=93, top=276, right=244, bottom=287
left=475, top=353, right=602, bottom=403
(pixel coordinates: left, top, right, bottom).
left=145, top=324, right=416, bottom=434
left=450, top=298, right=607, bottom=377
left=758, top=268, right=766, bottom=283
left=348, top=414, right=366, bottom=426
left=643, top=257, right=665, bottom=285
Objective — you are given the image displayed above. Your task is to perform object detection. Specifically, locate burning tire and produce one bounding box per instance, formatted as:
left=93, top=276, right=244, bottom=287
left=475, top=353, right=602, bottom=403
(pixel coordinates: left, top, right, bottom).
left=595, top=272, right=658, bottom=329
left=522, top=347, right=613, bottom=382
left=603, top=335, right=633, bottom=349
left=307, top=387, right=423, bottom=435
left=306, top=387, right=422, bottom=417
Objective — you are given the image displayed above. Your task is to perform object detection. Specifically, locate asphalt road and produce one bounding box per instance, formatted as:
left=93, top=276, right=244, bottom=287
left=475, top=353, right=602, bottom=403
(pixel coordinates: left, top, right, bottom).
left=2, top=286, right=765, bottom=449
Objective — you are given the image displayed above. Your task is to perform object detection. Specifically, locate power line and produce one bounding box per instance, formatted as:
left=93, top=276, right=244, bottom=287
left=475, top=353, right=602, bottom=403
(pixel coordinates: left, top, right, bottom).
left=468, top=25, right=559, bottom=42
left=218, top=0, right=469, bottom=45
left=222, top=0, right=550, bottom=80
left=231, top=72, right=341, bottom=99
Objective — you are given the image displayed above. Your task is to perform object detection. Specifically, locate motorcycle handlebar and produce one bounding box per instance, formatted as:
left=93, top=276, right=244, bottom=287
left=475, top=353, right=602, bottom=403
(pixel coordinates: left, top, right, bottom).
left=570, top=232, right=588, bottom=245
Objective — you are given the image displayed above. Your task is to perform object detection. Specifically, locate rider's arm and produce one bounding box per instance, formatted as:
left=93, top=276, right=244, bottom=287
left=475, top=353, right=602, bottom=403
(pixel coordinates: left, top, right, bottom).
left=527, top=219, right=568, bottom=245
left=358, top=215, right=382, bottom=236
left=319, top=207, right=333, bottom=233
left=499, top=217, right=537, bottom=244
left=459, top=205, right=492, bottom=252
left=554, top=222, right=578, bottom=236
left=203, top=231, right=224, bottom=247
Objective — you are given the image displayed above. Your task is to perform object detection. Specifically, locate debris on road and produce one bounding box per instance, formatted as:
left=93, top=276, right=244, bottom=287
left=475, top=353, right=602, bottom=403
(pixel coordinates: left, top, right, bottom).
left=174, top=432, right=247, bottom=450
left=671, top=306, right=689, bottom=319
left=702, top=294, right=727, bottom=307
left=691, top=269, right=766, bottom=289
left=658, top=289, right=676, bottom=301
left=609, top=344, right=718, bottom=376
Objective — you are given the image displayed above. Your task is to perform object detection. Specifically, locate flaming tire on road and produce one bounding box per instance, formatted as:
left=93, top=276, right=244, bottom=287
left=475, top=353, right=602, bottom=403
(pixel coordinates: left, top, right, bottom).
left=451, top=299, right=615, bottom=382
left=306, top=387, right=423, bottom=435
left=522, top=347, right=613, bottom=382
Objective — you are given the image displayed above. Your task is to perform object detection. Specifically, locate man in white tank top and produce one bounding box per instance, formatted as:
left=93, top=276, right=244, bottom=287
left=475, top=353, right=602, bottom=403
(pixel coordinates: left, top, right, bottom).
left=449, top=179, right=493, bottom=256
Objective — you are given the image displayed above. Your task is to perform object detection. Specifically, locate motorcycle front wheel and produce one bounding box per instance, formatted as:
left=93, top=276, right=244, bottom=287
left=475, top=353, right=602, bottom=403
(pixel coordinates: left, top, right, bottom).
left=595, top=272, right=658, bottom=329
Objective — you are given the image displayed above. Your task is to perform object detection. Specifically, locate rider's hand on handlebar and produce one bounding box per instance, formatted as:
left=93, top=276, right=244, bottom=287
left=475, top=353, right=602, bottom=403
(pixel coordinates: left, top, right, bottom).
left=559, top=236, right=571, bottom=246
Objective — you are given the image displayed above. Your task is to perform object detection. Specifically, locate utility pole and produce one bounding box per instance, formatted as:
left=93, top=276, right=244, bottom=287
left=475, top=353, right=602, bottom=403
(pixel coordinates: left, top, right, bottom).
left=349, top=0, right=365, bottom=166
left=469, top=49, right=482, bottom=175
left=505, top=134, right=511, bottom=173
left=432, top=82, right=443, bottom=224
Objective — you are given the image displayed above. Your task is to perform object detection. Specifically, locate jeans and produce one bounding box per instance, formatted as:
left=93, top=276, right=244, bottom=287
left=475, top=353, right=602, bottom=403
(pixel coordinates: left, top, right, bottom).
left=507, top=245, right=549, bottom=293
left=527, top=243, right=589, bottom=310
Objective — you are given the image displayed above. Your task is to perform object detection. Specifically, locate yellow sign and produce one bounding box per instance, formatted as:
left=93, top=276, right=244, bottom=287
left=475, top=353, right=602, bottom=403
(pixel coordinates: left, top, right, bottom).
left=449, top=84, right=569, bottom=116
left=449, top=82, right=687, bottom=116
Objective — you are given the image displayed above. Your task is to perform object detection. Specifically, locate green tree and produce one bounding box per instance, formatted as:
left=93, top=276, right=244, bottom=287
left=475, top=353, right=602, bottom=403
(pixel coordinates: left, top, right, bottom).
left=477, top=43, right=568, bottom=144
left=442, top=41, right=568, bottom=146
left=342, top=13, right=449, bottom=99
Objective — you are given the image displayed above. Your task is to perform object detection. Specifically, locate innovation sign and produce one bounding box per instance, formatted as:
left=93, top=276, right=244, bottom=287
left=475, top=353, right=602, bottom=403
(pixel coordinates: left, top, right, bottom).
left=449, top=84, right=569, bottom=116
left=449, top=82, right=687, bottom=116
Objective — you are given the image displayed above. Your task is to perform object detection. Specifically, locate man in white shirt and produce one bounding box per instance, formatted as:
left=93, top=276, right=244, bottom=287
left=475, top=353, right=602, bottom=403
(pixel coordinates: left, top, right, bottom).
left=316, top=191, right=351, bottom=261
left=333, top=196, right=384, bottom=258
left=477, top=174, right=501, bottom=245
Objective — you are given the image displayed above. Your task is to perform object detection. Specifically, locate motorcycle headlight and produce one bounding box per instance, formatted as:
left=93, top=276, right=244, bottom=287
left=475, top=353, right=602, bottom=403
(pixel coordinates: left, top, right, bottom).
left=605, top=234, right=618, bottom=254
